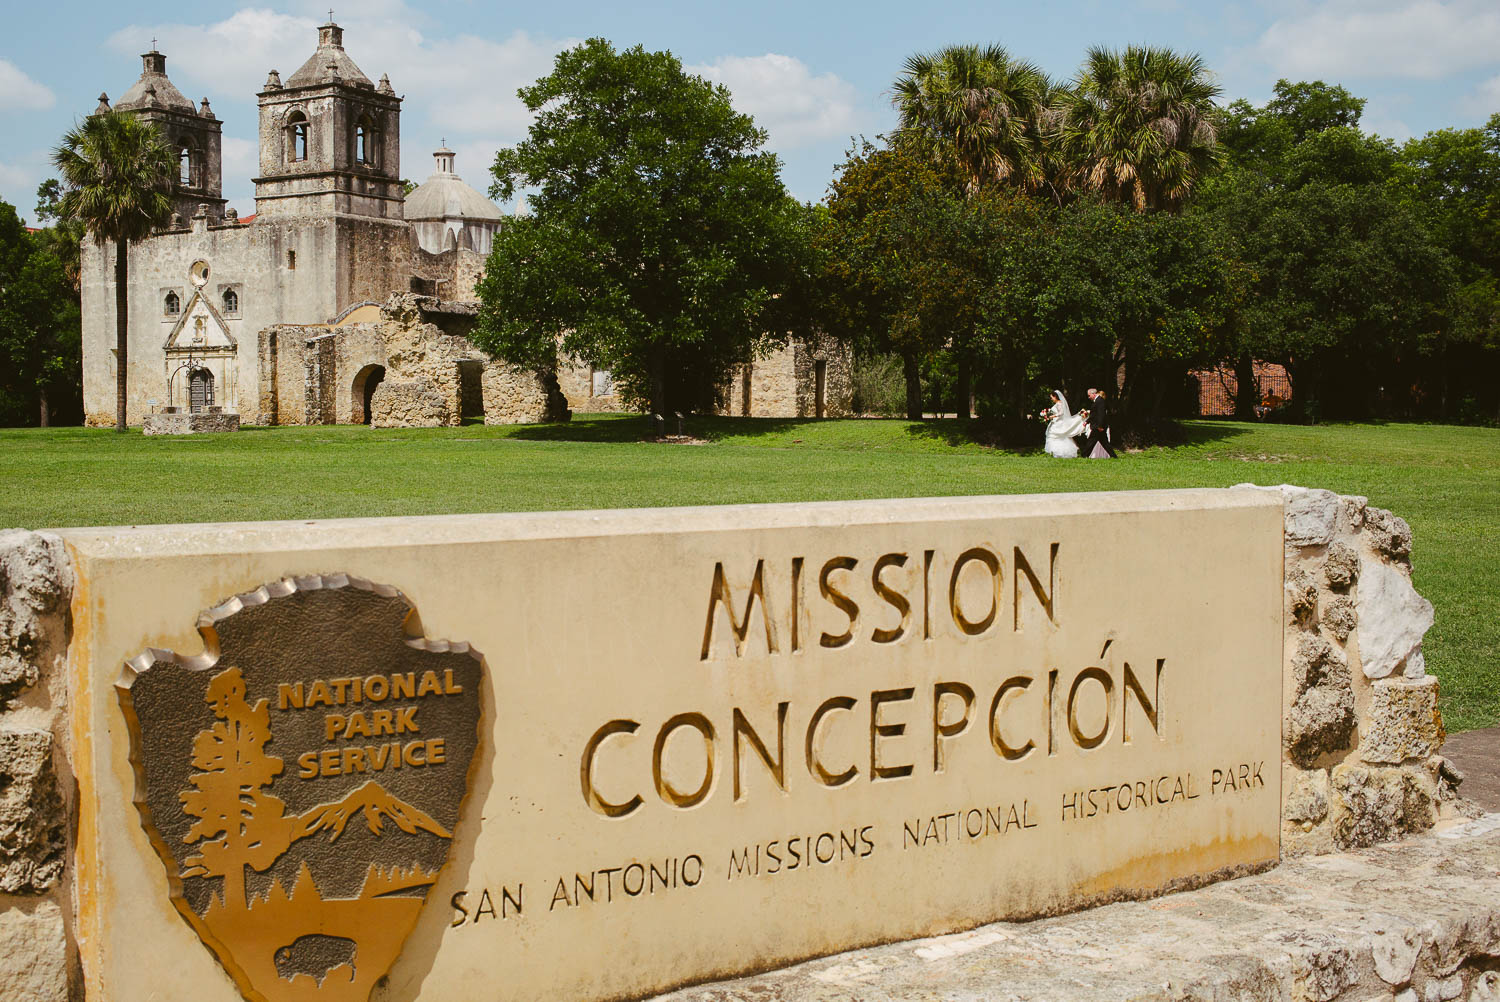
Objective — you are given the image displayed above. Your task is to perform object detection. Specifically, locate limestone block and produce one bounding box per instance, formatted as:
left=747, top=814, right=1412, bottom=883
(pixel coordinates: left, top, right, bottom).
left=1288, top=635, right=1356, bottom=766
left=1368, top=918, right=1422, bottom=986
left=481, top=362, right=570, bottom=424
left=0, top=531, right=71, bottom=710
left=1357, top=559, right=1434, bottom=679
left=1281, top=486, right=1342, bottom=547
left=1366, top=507, right=1414, bottom=562
left=0, top=729, right=64, bottom=893
left=0, top=899, right=68, bottom=1002
left=141, top=411, right=241, bottom=435
left=370, top=379, right=449, bottom=428
left=1427, top=975, right=1464, bottom=1001
left=1286, top=933, right=1358, bottom=1001
left=1284, top=768, right=1331, bottom=824
left=1288, top=564, right=1320, bottom=627
left=1341, top=495, right=1369, bottom=532
left=1326, top=541, right=1361, bottom=591
left=1472, top=972, right=1500, bottom=1001
left=1325, top=596, right=1358, bottom=643
left=1330, top=763, right=1439, bottom=850
left=1362, top=677, right=1444, bottom=765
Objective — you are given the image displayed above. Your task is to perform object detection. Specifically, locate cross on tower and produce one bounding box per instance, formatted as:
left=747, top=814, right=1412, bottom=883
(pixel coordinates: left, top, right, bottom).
left=328, top=9, right=335, bottom=21
left=151, top=37, right=157, bottom=50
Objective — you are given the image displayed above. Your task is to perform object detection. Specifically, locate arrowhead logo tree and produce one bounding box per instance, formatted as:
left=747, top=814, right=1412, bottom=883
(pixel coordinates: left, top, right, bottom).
left=119, top=575, right=485, bottom=1002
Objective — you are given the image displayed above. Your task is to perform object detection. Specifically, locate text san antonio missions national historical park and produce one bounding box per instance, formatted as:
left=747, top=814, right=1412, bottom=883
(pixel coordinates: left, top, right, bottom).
left=446, top=540, right=1267, bottom=927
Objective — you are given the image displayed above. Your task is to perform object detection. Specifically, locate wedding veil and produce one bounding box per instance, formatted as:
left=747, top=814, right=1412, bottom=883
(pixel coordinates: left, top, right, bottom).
left=1053, top=390, right=1071, bottom=418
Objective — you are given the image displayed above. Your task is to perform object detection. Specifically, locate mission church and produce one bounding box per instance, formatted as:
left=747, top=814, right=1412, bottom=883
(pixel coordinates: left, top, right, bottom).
left=80, top=20, right=850, bottom=427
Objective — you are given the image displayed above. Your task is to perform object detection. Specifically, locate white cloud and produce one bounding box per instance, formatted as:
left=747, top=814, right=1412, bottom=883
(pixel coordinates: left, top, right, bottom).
left=108, top=10, right=315, bottom=100
left=1463, top=74, right=1500, bottom=118
left=0, top=159, right=33, bottom=190
left=108, top=9, right=571, bottom=139
left=0, top=59, right=56, bottom=112
left=1257, top=0, right=1500, bottom=80
left=688, top=54, right=860, bottom=150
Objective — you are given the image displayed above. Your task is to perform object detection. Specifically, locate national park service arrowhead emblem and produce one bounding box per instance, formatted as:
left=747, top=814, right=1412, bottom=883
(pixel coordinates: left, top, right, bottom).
left=118, top=575, right=484, bottom=1002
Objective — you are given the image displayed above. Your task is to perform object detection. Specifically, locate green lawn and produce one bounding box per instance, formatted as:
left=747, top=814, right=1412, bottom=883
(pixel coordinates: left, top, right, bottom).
left=2, top=416, right=1495, bottom=730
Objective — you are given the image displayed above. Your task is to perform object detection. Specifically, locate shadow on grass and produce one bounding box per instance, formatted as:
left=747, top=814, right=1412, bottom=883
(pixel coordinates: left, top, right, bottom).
left=506, top=414, right=825, bottom=443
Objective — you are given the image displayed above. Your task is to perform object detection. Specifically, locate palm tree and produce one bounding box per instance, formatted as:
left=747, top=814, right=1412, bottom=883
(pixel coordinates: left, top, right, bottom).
left=893, top=44, right=1052, bottom=197
left=1055, top=45, right=1223, bottom=213
left=52, top=112, right=175, bottom=431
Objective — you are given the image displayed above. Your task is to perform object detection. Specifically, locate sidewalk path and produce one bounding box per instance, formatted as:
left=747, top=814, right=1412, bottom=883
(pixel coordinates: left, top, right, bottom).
left=1444, top=725, right=1500, bottom=810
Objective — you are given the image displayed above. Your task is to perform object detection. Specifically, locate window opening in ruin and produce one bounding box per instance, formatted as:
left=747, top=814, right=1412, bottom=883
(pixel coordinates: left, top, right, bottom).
left=164, top=291, right=180, bottom=315
left=189, top=368, right=214, bottom=412
left=179, top=146, right=193, bottom=185
left=222, top=289, right=238, bottom=314
left=287, top=250, right=296, bottom=270
left=355, top=120, right=375, bottom=165
left=815, top=359, right=827, bottom=419
left=592, top=368, right=614, bottom=397
left=288, top=113, right=309, bottom=162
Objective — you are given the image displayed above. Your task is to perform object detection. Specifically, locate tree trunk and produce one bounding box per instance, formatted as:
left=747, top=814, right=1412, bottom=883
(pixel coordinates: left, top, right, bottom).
left=955, top=360, right=971, bottom=422
left=1233, top=353, right=1257, bottom=420
left=114, top=239, right=129, bottom=432
left=38, top=387, right=49, bottom=428
left=902, top=351, right=922, bottom=421
left=648, top=342, right=667, bottom=418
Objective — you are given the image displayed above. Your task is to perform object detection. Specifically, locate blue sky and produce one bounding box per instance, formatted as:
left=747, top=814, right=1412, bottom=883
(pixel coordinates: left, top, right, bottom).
left=4, top=0, right=1500, bottom=220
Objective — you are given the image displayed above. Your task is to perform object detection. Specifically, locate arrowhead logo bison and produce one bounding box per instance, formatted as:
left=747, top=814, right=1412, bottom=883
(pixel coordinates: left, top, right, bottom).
left=118, top=575, right=484, bottom=1002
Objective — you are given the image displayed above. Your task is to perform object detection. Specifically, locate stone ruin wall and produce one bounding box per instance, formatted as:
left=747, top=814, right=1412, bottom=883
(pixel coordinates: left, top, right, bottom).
left=557, top=354, right=630, bottom=414
left=255, top=295, right=567, bottom=428
left=720, top=337, right=855, bottom=418
left=0, top=490, right=1479, bottom=999
left=1244, top=485, right=1469, bottom=856
left=0, top=532, right=76, bottom=1002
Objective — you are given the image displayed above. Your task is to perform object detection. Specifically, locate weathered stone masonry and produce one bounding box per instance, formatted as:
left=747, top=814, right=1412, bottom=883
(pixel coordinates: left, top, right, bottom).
left=0, top=532, right=76, bottom=1002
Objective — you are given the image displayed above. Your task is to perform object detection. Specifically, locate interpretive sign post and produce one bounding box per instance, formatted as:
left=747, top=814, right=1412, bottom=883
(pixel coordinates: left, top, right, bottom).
left=64, top=490, right=1283, bottom=1002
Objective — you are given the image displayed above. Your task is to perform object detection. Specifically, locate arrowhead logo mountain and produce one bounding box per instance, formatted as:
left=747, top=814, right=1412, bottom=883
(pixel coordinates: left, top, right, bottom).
left=119, top=575, right=485, bottom=1002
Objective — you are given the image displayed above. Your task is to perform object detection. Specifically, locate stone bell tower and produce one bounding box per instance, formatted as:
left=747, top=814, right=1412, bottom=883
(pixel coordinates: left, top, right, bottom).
left=253, top=20, right=403, bottom=218
left=105, top=48, right=226, bottom=225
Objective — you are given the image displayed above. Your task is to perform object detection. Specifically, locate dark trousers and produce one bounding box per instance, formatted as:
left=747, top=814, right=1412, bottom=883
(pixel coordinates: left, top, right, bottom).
left=1083, top=427, right=1117, bottom=458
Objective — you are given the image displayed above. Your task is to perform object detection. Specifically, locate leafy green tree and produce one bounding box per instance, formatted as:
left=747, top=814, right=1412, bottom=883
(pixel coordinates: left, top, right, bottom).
left=1055, top=45, right=1223, bottom=212
left=823, top=138, right=998, bottom=419
left=474, top=38, right=806, bottom=416
left=1395, top=116, right=1500, bottom=419
left=32, top=179, right=85, bottom=293
left=978, top=200, right=1241, bottom=429
left=1204, top=169, right=1454, bottom=419
left=892, top=44, right=1053, bottom=198
left=1264, top=79, right=1366, bottom=144
left=52, top=112, right=175, bottom=431
left=0, top=201, right=80, bottom=427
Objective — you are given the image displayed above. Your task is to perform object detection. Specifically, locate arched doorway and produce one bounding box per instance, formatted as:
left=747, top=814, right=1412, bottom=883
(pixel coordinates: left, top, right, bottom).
left=189, top=368, right=214, bottom=413
left=352, top=364, right=386, bottom=424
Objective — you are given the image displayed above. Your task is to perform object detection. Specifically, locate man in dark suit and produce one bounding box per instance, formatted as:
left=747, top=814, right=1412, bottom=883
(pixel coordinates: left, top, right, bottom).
left=1081, top=388, right=1118, bottom=458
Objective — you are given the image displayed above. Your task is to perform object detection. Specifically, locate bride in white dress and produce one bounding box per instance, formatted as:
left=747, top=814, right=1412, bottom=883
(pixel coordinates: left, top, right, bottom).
left=1042, top=390, right=1086, bottom=458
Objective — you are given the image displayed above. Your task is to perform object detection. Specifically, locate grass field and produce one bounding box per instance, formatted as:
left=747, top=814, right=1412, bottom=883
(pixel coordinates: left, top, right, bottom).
left=2, top=416, right=1495, bottom=730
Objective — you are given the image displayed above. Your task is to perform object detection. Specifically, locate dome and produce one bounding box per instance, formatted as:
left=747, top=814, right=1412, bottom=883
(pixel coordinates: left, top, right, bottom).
left=285, top=22, right=374, bottom=89
left=404, top=148, right=504, bottom=223
left=114, top=51, right=196, bottom=113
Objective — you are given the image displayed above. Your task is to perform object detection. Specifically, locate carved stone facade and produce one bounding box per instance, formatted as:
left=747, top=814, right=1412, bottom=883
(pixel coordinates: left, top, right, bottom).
left=80, top=22, right=501, bottom=427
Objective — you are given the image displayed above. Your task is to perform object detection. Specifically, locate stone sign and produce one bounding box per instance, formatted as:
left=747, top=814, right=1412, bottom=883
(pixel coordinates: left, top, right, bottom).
left=118, top=576, right=482, bottom=1002
left=64, top=490, right=1284, bottom=1001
